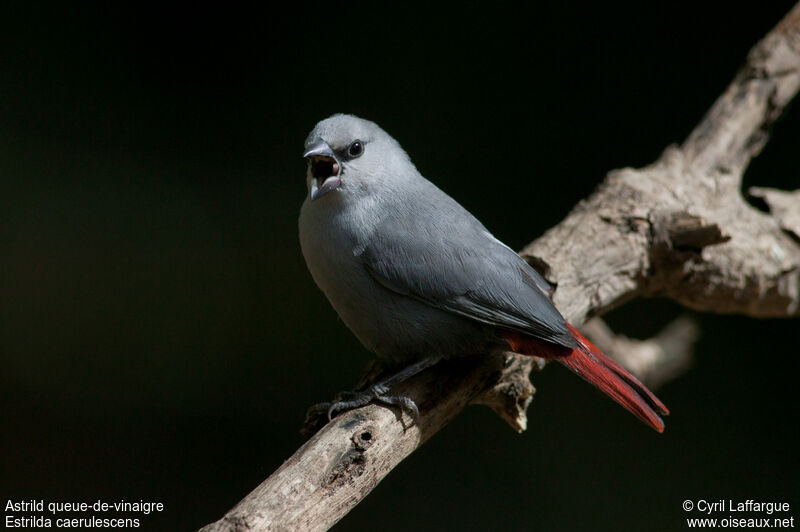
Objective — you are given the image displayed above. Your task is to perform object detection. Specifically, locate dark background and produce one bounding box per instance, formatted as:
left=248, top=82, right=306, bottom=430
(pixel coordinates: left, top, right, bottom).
left=2, top=3, right=799, bottom=531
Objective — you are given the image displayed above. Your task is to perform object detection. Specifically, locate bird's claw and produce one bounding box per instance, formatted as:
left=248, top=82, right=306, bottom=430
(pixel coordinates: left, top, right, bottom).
left=320, top=386, right=419, bottom=426
left=326, top=392, right=374, bottom=420
left=373, top=393, right=419, bottom=426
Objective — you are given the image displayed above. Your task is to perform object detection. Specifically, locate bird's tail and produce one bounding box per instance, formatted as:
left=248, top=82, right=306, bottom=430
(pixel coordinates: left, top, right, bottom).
left=503, top=323, right=669, bottom=433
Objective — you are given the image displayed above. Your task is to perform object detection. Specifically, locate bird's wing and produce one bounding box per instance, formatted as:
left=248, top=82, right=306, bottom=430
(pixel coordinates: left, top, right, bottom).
left=361, top=191, right=575, bottom=349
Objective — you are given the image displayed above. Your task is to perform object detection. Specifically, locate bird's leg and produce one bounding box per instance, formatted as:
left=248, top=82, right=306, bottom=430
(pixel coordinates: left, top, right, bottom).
left=310, top=356, right=440, bottom=427
left=371, top=356, right=440, bottom=393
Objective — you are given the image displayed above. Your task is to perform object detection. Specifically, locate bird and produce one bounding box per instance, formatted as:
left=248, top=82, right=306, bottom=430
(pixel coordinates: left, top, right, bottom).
left=298, top=114, right=668, bottom=432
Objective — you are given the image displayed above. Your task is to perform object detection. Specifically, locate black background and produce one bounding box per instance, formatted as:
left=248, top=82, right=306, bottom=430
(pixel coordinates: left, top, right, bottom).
left=2, top=3, right=799, bottom=531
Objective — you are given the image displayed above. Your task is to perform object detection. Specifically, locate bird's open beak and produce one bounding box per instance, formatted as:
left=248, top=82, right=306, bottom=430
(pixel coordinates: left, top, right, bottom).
left=303, top=140, right=341, bottom=201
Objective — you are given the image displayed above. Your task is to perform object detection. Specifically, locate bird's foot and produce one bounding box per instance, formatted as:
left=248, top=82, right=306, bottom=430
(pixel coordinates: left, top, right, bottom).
left=303, top=356, right=440, bottom=437
left=305, top=385, right=420, bottom=427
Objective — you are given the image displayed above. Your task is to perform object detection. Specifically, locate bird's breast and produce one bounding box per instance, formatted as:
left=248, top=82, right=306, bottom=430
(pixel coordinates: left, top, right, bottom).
left=298, top=197, right=388, bottom=346
left=298, top=197, right=491, bottom=363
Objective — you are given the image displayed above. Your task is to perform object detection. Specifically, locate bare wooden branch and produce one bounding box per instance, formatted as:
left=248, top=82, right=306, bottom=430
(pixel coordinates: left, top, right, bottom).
left=522, top=3, right=800, bottom=319
left=200, top=354, right=510, bottom=531
left=749, top=187, right=800, bottom=238
left=201, top=4, right=800, bottom=531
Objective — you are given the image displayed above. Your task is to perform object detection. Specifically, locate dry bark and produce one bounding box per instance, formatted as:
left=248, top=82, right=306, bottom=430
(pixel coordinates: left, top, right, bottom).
left=200, top=4, right=800, bottom=531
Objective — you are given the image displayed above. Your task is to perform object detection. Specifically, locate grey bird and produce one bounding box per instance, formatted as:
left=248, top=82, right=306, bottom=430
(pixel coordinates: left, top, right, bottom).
left=299, top=114, right=668, bottom=432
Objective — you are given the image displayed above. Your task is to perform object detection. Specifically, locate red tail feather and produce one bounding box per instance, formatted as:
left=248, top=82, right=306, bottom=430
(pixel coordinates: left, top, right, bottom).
left=503, top=324, right=669, bottom=433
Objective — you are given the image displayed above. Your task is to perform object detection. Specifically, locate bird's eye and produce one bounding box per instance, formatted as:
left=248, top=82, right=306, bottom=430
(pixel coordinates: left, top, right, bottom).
left=347, top=140, right=364, bottom=158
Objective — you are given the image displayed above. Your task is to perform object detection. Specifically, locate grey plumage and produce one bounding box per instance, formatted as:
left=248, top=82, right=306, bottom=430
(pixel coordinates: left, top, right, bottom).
left=299, top=114, right=574, bottom=366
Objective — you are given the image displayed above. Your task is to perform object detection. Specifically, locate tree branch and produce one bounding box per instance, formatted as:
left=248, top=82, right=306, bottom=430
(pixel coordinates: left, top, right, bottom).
left=200, top=4, right=800, bottom=530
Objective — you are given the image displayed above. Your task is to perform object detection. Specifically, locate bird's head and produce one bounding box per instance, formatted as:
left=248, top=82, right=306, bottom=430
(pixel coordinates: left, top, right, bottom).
left=302, top=114, right=412, bottom=202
